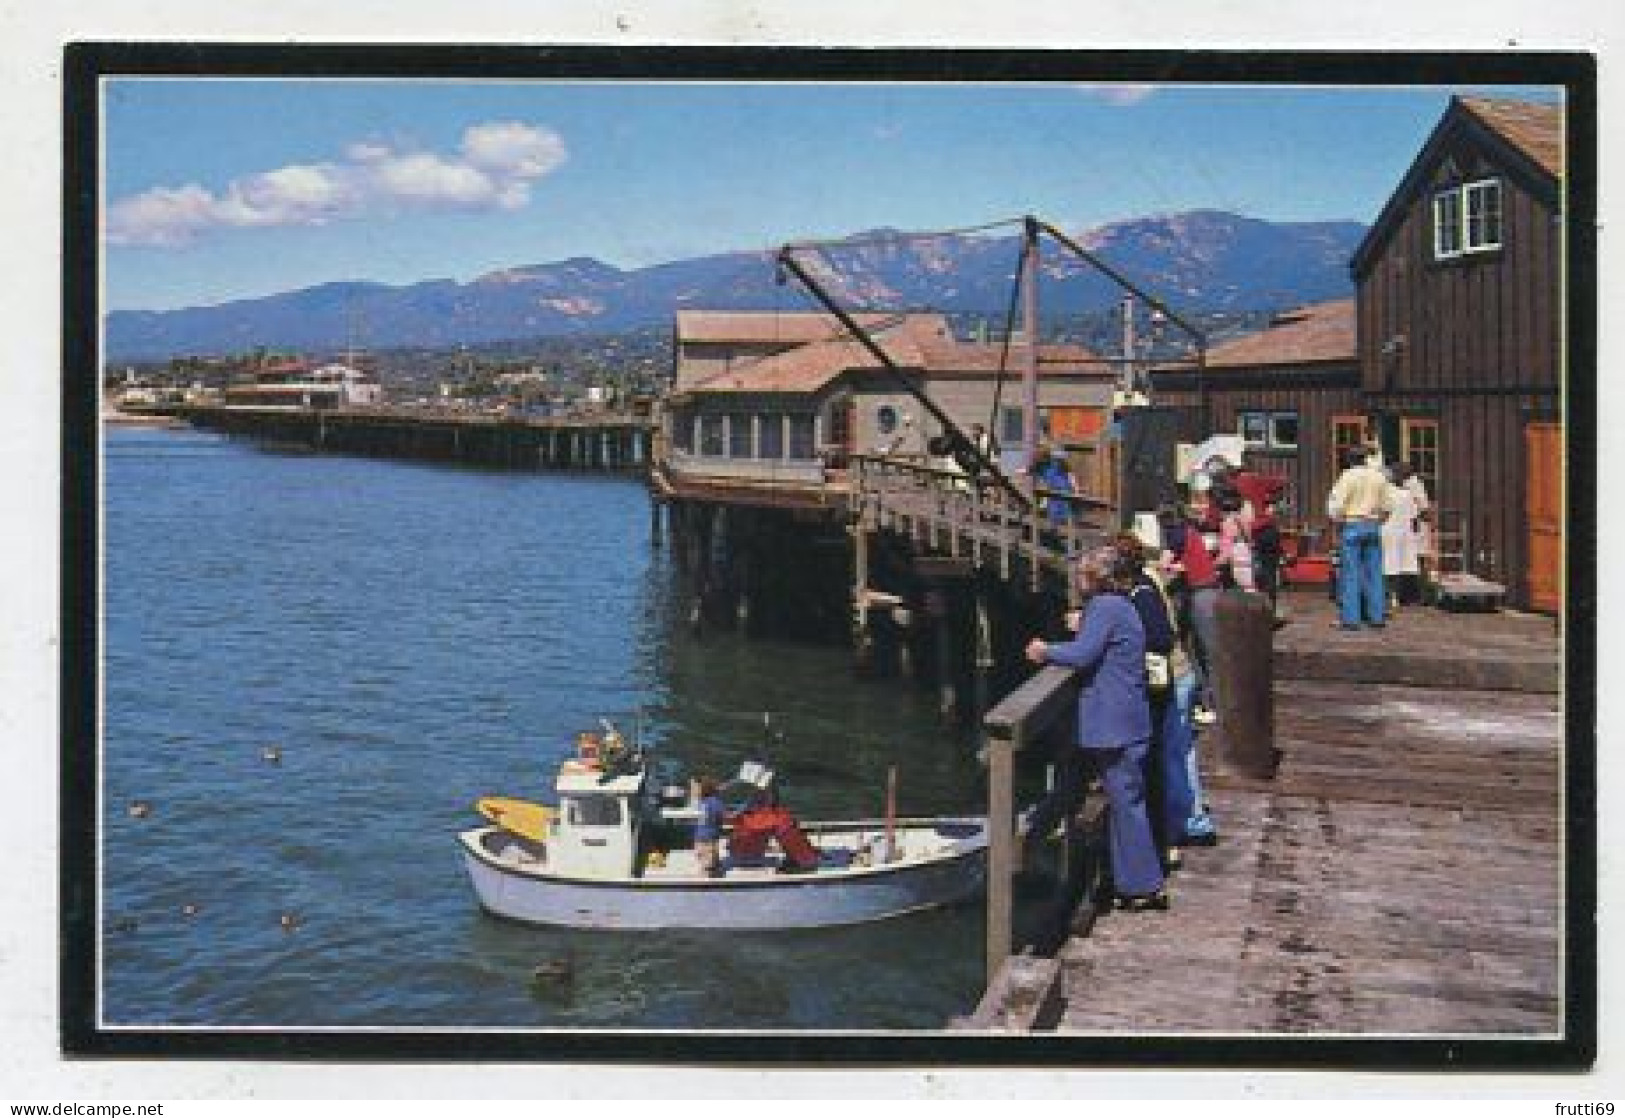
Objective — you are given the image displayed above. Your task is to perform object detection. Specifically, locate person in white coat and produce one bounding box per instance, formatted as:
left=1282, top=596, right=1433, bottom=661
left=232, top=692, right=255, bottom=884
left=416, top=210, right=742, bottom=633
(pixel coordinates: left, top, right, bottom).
left=1402, top=464, right=1434, bottom=584
left=1382, top=463, right=1423, bottom=607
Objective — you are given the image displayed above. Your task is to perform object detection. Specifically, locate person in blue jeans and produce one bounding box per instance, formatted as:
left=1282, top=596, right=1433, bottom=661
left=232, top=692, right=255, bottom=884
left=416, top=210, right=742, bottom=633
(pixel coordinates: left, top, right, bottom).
left=1169, top=665, right=1218, bottom=846
left=1025, top=546, right=1167, bottom=910
left=1327, top=447, right=1395, bottom=630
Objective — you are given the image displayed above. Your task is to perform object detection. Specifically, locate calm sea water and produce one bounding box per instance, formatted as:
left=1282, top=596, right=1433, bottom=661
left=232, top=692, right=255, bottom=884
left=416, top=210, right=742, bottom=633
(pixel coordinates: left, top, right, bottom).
left=100, top=425, right=991, bottom=1030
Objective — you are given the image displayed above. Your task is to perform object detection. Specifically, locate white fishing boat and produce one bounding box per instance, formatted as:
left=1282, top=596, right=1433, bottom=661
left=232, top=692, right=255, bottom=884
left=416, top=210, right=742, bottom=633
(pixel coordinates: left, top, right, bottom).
left=457, top=722, right=987, bottom=930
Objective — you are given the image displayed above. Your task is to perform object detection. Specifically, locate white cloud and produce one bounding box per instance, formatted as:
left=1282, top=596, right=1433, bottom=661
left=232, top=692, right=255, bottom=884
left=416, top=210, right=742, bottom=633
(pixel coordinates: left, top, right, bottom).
left=104, top=183, right=219, bottom=248
left=461, top=120, right=567, bottom=177
left=107, top=121, right=568, bottom=248
left=365, top=151, right=498, bottom=207
left=1082, top=83, right=1158, bottom=107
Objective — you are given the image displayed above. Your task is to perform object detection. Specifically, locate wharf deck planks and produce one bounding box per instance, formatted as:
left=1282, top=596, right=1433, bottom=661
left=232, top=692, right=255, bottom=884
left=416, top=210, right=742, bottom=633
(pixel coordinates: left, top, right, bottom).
left=1050, top=672, right=1565, bottom=1036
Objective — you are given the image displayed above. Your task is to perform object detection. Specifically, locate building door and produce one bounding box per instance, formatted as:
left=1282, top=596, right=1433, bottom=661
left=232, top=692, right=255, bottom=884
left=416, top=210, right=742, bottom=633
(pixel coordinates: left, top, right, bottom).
left=1524, top=420, right=1563, bottom=614
left=1330, top=414, right=1372, bottom=473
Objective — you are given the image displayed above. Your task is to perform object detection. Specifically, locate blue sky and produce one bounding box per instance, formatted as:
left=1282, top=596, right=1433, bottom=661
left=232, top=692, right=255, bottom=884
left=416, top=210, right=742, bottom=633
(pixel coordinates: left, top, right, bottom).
left=101, top=79, right=1563, bottom=312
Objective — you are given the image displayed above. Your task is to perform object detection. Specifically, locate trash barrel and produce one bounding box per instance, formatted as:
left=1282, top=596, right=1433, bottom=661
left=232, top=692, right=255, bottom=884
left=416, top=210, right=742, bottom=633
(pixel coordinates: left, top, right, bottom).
left=1212, top=589, right=1278, bottom=779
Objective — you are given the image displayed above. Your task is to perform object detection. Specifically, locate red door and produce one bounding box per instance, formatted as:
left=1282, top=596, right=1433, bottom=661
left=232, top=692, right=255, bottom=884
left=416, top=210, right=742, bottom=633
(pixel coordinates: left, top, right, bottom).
left=1524, top=421, right=1563, bottom=614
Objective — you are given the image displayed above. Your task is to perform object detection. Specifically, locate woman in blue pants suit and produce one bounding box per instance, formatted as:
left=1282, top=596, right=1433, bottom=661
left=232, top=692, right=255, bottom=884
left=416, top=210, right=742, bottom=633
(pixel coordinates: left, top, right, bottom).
left=1025, top=547, right=1168, bottom=910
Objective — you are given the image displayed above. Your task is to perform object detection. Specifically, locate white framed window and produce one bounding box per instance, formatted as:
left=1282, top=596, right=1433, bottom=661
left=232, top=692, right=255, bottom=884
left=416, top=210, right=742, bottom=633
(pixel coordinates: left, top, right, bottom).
left=1239, top=409, right=1298, bottom=452
left=1269, top=412, right=1300, bottom=451
left=1433, top=178, right=1503, bottom=259
left=788, top=413, right=816, bottom=460
left=1464, top=179, right=1504, bottom=251
left=726, top=412, right=752, bottom=458
left=759, top=413, right=785, bottom=459
left=700, top=412, right=725, bottom=456
left=998, top=405, right=1024, bottom=447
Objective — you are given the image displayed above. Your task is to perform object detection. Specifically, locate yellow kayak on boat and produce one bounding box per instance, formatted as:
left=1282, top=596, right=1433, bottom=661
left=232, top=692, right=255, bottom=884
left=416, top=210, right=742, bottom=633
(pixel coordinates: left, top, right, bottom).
left=476, top=796, right=554, bottom=842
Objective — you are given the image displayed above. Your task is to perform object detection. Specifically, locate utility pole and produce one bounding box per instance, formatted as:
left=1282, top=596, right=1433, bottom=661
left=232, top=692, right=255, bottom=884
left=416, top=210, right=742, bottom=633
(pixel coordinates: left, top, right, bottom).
left=1120, top=293, right=1137, bottom=401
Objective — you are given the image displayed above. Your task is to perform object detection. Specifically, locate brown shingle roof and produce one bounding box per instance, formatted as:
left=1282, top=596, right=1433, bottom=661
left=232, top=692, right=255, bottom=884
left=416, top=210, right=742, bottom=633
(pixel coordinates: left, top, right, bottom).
left=916, top=340, right=1110, bottom=377
left=686, top=333, right=926, bottom=395
left=1199, top=298, right=1355, bottom=370
left=1457, top=96, right=1564, bottom=179
left=684, top=332, right=1107, bottom=397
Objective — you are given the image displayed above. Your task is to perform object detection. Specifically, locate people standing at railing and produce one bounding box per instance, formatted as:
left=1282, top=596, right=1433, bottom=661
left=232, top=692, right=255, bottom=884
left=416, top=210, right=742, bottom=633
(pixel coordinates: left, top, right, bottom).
left=1023, top=546, right=1168, bottom=912
left=1030, top=444, right=1076, bottom=535
left=1115, top=532, right=1193, bottom=873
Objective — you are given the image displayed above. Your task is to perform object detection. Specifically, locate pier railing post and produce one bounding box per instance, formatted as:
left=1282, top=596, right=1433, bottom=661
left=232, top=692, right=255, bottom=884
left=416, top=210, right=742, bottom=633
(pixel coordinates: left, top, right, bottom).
left=986, top=729, right=1017, bottom=982
left=981, top=663, right=1083, bottom=984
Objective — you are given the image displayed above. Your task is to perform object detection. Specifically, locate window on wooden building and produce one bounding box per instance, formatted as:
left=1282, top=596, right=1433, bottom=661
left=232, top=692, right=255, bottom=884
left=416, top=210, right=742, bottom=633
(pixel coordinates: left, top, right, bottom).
left=1433, top=178, right=1503, bottom=260
left=759, top=414, right=785, bottom=460
left=1402, top=417, right=1441, bottom=494
left=1269, top=412, right=1299, bottom=451
left=1239, top=410, right=1298, bottom=452
left=1331, top=414, right=1371, bottom=472
left=1239, top=411, right=1269, bottom=449
left=788, top=413, right=816, bottom=460
left=727, top=412, right=752, bottom=458
left=700, top=412, right=725, bottom=456
left=999, top=405, right=1024, bottom=448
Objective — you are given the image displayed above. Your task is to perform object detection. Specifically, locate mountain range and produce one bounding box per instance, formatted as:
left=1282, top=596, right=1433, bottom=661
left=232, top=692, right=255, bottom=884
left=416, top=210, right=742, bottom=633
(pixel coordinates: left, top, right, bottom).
left=104, top=210, right=1367, bottom=361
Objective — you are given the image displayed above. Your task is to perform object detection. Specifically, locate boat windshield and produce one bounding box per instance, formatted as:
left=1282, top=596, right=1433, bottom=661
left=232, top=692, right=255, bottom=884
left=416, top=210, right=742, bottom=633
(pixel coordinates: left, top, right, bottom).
left=564, top=795, right=623, bottom=827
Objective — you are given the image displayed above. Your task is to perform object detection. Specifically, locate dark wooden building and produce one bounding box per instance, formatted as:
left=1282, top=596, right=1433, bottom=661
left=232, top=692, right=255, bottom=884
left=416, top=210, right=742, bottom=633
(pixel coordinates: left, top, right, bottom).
left=1153, top=297, right=1360, bottom=539
left=1349, top=95, right=1564, bottom=612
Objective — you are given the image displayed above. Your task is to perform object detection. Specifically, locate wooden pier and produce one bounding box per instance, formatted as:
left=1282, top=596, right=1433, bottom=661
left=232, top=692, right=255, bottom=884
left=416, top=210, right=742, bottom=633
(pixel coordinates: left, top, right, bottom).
left=849, top=454, right=1112, bottom=594
left=155, top=404, right=656, bottom=473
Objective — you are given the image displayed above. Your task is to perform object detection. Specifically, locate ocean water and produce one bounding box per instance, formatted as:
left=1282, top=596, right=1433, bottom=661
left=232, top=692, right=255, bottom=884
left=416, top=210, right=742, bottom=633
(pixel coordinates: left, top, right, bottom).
left=99, top=425, right=990, bottom=1030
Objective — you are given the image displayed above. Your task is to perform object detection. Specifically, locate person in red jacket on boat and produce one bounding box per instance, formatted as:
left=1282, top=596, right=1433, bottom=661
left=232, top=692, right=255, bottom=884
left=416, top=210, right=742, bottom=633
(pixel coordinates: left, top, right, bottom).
left=726, top=787, right=820, bottom=874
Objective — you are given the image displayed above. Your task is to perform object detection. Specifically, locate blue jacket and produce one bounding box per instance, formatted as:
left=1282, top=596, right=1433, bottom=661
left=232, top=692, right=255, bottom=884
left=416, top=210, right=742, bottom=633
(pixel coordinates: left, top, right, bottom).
left=1044, top=593, right=1151, bottom=748
left=695, top=795, right=726, bottom=842
left=1035, top=460, right=1075, bottom=526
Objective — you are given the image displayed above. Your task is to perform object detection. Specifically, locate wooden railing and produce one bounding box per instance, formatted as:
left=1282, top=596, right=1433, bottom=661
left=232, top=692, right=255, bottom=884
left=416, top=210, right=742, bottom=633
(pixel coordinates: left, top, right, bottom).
left=849, top=453, right=1116, bottom=591
left=949, top=661, right=1111, bottom=1030
left=980, top=665, right=1080, bottom=981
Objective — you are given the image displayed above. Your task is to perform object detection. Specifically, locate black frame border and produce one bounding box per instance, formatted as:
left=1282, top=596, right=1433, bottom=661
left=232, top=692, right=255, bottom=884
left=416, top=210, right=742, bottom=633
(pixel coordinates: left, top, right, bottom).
left=62, top=42, right=1598, bottom=1070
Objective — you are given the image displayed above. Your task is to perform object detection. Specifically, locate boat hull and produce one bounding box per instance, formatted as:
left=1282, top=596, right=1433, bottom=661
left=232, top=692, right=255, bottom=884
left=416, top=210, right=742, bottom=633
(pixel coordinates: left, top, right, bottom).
left=458, top=819, right=987, bottom=930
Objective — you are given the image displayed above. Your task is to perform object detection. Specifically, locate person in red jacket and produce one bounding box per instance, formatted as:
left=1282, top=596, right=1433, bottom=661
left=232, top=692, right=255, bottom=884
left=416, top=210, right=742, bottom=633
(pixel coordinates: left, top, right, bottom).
left=1224, top=467, right=1288, bottom=607
left=726, top=788, right=820, bottom=873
